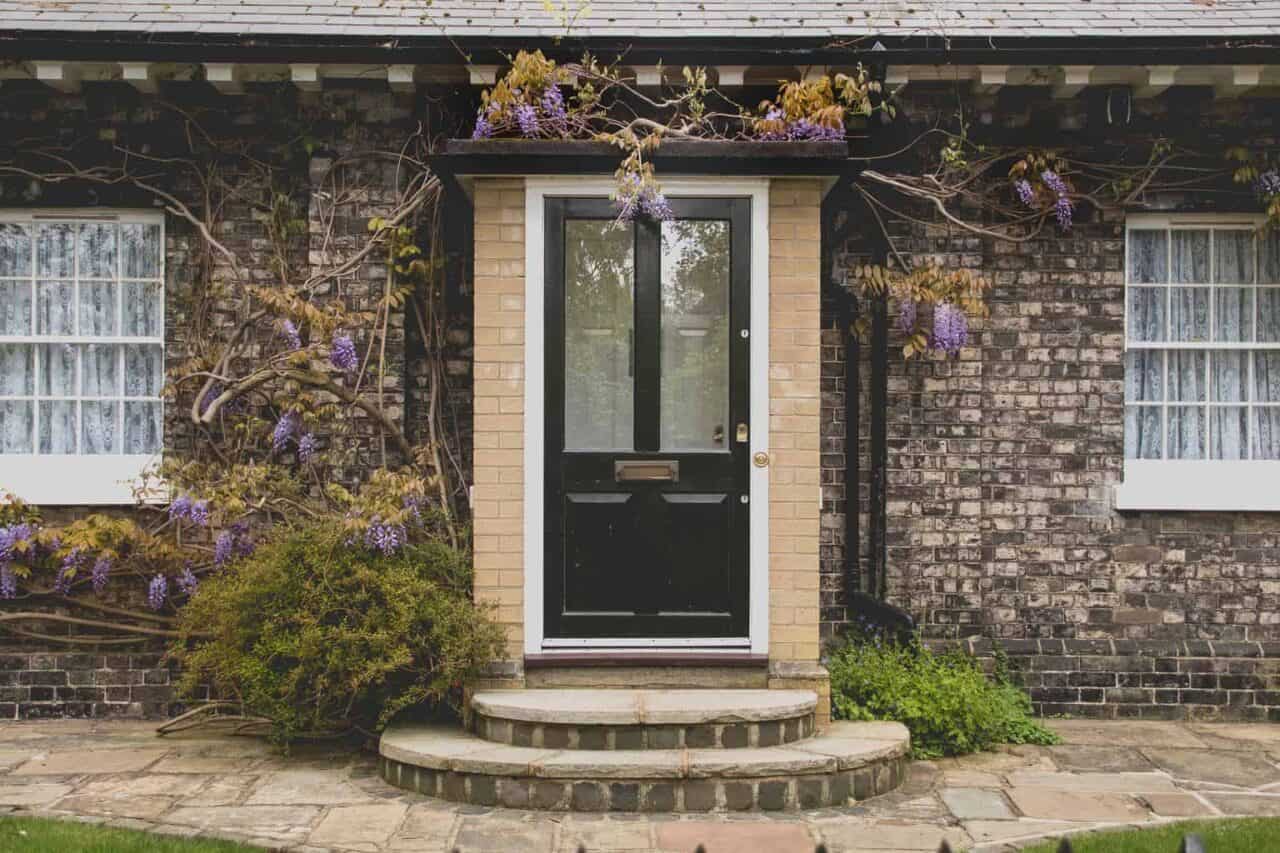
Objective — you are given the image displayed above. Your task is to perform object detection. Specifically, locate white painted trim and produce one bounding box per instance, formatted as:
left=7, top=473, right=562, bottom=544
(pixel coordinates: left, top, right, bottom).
left=1115, top=460, right=1280, bottom=512
left=541, top=637, right=751, bottom=649
left=522, top=176, right=771, bottom=657
left=3, top=456, right=162, bottom=505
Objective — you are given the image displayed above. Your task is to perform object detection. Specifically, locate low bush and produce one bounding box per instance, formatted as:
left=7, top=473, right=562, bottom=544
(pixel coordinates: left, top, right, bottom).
left=828, top=637, right=1059, bottom=759
left=173, top=521, right=505, bottom=744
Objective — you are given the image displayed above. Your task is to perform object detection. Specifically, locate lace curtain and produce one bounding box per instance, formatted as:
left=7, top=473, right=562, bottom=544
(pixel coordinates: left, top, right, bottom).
left=0, top=219, right=162, bottom=456
left=1126, top=227, right=1280, bottom=461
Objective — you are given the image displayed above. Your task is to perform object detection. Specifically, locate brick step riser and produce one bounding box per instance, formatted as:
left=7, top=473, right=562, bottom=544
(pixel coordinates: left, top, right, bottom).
left=472, top=712, right=817, bottom=750
left=379, top=753, right=908, bottom=812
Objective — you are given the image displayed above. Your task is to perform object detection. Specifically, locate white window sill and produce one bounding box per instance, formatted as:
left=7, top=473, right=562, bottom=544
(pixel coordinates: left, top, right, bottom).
left=1115, top=459, right=1280, bottom=512
left=2, top=455, right=163, bottom=506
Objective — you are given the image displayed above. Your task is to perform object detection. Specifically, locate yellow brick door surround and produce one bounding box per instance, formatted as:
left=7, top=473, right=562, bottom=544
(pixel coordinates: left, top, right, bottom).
left=470, top=176, right=828, bottom=718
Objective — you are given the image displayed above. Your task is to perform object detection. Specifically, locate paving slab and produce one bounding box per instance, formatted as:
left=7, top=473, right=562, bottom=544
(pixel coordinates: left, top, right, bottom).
left=308, top=802, right=409, bottom=850
left=163, top=804, right=322, bottom=838
left=686, top=746, right=835, bottom=779
left=1003, top=770, right=1178, bottom=793
left=1201, top=793, right=1280, bottom=816
left=1140, top=792, right=1216, bottom=817
left=558, top=817, right=653, bottom=852
left=12, top=748, right=169, bottom=775
left=1187, top=723, right=1280, bottom=746
left=537, top=749, right=683, bottom=779
left=471, top=689, right=816, bottom=726
left=75, top=774, right=210, bottom=799
left=1006, top=789, right=1151, bottom=822
left=657, top=820, right=814, bottom=853
left=940, top=770, right=1004, bottom=788
left=963, top=819, right=1079, bottom=846
left=150, top=754, right=259, bottom=774
left=1142, top=747, right=1280, bottom=788
left=180, top=776, right=257, bottom=807
left=0, top=782, right=74, bottom=806
left=54, top=793, right=176, bottom=820
left=939, top=787, right=1014, bottom=820
left=1049, top=745, right=1156, bottom=774
left=387, top=802, right=460, bottom=851
left=453, top=814, right=557, bottom=853
left=245, top=768, right=378, bottom=805
left=1047, top=720, right=1207, bottom=749
left=815, top=820, right=968, bottom=851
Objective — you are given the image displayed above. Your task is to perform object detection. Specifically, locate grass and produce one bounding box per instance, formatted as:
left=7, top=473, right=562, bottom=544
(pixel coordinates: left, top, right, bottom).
left=1019, top=818, right=1280, bottom=853
left=0, top=816, right=262, bottom=852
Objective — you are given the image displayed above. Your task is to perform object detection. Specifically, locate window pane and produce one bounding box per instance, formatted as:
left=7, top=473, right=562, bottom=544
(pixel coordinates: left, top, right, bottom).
left=0, top=401, right=33, bottom=453
left=1127, top=286, right=1166, bottom=342
left=79, top=280, right=118, bottom=336
left=122, top=280, right=162, bottom=337
left=1171, top=230, right=1210, bottom=283
left=120, top=223, right=160, bottom=278
left=81, top=401, right=118, bottom=454
left=39, top=401, right=76, bottom=454
left=0, top=344, right=33, bottom=396
left=81, top=344, right=119, bottom=397
left=1254, top=352, right=1280, bottom=404
left=1125, top=406, right=1162, bottom=459
left=1169, top=287, right=1208, bottom=342
left=36, top=223, right=74, bottom=277
left=660, top=220, right=730, bottom=452
left=37, top=280, right=75, bottom=335
left=1254, top=408, right=1280, bottom=460
left=124, top=401, right=162, bottom=453
left=1124, top=350, right=1162, bottom=402
left=1213, top=286, right=1253, bottom=342
left=1167, top=406, right=1204, bottom=459
left=0, top=223, right=31, bottom=275
left=1167, top=350, right=1206, bottom=402
left=1262, top=230, right=1280, bottom=284
left=1214, top=230, right=1254, bottom=284
left=564, top=220, right=635, bottom=451
left=78, top=222, right=116, bottom=278
left=1211, top=350, right=1247, bottom=402
left=1258, top=288, right=1280, bottom=342
left=0, top=280, right=32, bottom=335
left=124, top=344, right=163, bottom=397
left=38, top=343, right=76, bottom=396
left=1129, top=230, right=1167, bottom=283
left=1211, top=406, right=1248, bottom=460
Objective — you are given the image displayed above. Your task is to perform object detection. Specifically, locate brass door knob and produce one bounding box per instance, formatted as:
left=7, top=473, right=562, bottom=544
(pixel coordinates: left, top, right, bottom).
left=753, top=452, right=769, bottom=468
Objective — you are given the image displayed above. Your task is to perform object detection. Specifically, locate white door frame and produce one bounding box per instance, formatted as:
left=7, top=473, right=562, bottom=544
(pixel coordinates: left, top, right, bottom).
left=523, top=175, right=771, bottom=656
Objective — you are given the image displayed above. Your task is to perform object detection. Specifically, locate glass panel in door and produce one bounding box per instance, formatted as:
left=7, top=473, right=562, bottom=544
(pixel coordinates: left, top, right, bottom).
left=563, top=220, right=634, bottom=451
left=660, top=220, right=731, bottom=451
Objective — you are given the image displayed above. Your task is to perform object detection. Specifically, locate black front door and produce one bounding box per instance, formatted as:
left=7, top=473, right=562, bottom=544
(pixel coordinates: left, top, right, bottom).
left=544, top=197, right=751, bottom=639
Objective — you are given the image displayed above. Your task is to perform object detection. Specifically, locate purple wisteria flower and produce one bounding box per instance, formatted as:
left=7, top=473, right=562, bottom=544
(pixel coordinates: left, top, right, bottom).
left=147, top=574, right=168, bottom=611
left=757, top=107, right=789, bottom=141
left=364, top=518, right=406, bottom=556
left=789, top=118, right=845, bottom=142
left=897, top=299, right=918, bottom=335
left=92, top=555, right=112, bottom=594
left=54, top=548, right=83, bottom=594
left=1040, top=170, right=1067, bottom=195
left=168, top=495, right=192, bottom=522
left=515, top=103, right=539, bottom=138
left=930, top=302, right=969, bottom=355
left=0, top=564, right=15, bottom=599
left=541, top=85, right=568, bottom=133
left=615, top=174, right=674, bottom=223
left=214, top=522, right=253, bottom=568
left=1039, top=170, right=1074, bottom=230
left=1255, top=170, right=1280, bottom=197
left=0, top=522, right=35, bottom=563
left=272, top=411, right=300, bottom=453
left=471, top=111, right=493, bottom=140
left=282, top=319, right=302, bottom=350
left=177, top=565, right=199, bottom=596
left=1014, top=179, right=1035, bottom=207
left=297, top=432, right=318, bottom=464
left=330, top=333, right=358, bottom=373
left=169, top=496, right=210, bottom=527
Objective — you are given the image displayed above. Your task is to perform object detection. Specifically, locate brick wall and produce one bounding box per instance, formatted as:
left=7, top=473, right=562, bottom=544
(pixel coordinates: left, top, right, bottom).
left=819, top=89, right=1280, bottom=720
left=470, top=178, right=527, bottom=667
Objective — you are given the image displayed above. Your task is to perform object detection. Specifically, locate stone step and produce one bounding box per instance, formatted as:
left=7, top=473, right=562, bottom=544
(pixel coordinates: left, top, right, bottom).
left=379, top=720, right=910, bottom=812
left=470, top=688, right=817, bottom=750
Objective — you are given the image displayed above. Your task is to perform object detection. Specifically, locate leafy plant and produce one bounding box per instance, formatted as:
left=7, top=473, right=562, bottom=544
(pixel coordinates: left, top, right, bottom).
left=828, top=636, right=1059, bottom=759
left=172, top=521, right=504, bottom=745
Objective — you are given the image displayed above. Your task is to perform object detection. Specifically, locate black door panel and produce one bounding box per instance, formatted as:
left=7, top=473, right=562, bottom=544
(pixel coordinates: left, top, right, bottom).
left=545, top=197, right=751, bottom=639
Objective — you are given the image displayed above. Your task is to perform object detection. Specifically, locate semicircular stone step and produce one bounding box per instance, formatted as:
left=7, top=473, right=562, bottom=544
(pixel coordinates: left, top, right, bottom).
left=379, top=720, right=910, bottom=812
left=471, top=689, right=818, bottom=749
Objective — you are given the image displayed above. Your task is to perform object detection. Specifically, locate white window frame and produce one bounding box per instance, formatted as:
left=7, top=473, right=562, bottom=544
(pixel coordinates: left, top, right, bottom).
left=0, top=209, right=165, bottom=505
left=522, top=176, right=770, bottom=656
left=1116, top=212, right=1280, bottom=511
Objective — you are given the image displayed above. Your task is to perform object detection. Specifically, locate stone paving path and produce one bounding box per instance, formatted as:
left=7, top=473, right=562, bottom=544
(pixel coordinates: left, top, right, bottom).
left=1, top=719, right=1278, bottom=852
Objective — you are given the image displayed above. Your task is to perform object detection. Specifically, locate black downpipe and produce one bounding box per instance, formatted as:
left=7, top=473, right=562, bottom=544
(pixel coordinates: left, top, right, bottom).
left=840, top=292, right=861, bottom=599
left=868, top=291, right=889, bottom=600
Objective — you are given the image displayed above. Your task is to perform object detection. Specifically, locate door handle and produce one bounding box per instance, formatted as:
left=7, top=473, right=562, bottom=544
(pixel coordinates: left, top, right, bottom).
left=736, top=423, right=749, bottom=443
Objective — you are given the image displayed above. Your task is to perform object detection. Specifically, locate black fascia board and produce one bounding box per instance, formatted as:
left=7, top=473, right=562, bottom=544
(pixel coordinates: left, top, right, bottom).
left=431, top=138, right=859, bottom=178
left=0, top=30, right=1279, bottom=67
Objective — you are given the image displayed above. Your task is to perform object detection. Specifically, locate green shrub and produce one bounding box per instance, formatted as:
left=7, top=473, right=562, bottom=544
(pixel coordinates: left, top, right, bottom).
left=173, top=522, right=505, bottom=745
left=828, top=637, right=1059, bottom=759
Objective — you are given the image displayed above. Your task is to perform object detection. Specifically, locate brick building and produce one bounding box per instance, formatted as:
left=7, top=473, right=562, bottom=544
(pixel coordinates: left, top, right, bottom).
left=1, top=2, right=1279, bottom=737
